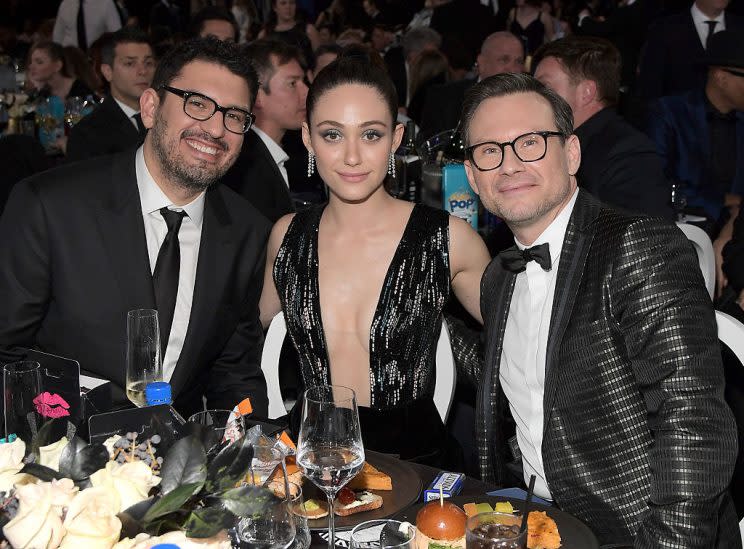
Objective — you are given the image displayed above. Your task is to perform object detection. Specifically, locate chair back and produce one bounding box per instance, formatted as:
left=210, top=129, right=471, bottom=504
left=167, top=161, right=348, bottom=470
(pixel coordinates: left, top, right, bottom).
left=676, top=222, right=715, bottom=299
left=260, top=312, right=457, bottom=421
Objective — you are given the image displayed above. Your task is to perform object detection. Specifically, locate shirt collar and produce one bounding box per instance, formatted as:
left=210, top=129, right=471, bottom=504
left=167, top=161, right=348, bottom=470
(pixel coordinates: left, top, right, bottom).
left=691, top=2, right=725, bottom=26
left=113, top=96, right=139, bottom=121
left=252, top=126, right=289, bottom=166
left=515, top=188, right=579, bottom=266
left=135, top=146, right=205, bottom=228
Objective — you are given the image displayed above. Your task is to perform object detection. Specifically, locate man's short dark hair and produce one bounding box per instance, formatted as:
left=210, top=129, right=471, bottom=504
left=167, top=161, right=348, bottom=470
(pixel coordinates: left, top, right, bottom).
left=461, top=72, right=574, bottom=145
left=532, top=36, right=621, bottom=107
left=191, top=6, right=239, bottom=42
left=241, top=39, right=304, bottom=94
left=151, top=37, right=259, bottom=109
left=100, top=27, right=153, bottom=67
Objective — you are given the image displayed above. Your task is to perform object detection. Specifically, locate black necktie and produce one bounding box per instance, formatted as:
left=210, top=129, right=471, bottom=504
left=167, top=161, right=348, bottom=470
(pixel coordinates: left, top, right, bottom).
left=499, top=243, right=552, bottom=273
left=132, top=113, right=146, bottom=137
left=153, top=208, right=187, bottom=356
left=77, top=0, right=87, bottom=50
left=704, top=20, right=718, bottom=50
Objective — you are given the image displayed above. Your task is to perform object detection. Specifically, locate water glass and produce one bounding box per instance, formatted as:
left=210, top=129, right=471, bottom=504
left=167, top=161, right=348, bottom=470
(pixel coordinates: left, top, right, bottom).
left=465, top=512, right=526, bottom=549
left=235, top=489, right=296, bottom=549
left=350, top=520, right=417, bottom=549
left=125, top=309, right=162, bottom=407
left=3, top=361, right=42, bottom=441
left=188, top=409, right=245, bottom=447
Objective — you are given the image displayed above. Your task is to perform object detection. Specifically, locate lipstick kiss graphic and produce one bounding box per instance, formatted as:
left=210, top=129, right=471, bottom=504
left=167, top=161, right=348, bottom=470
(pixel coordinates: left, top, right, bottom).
left=33, top=392, right=71, bottom=419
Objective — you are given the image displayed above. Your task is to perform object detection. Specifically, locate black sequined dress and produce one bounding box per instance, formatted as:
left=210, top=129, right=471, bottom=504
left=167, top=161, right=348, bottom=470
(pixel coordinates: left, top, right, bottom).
left=275, top=203, right=455, bottom=465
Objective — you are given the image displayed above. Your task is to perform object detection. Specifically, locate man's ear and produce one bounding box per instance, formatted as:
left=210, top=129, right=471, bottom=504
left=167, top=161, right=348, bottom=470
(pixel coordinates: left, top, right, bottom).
left=579, top=79, right=598, bottom=107
left=100, top=63, right=114, bottom=83
left=139, top=88, right=159, bottom=129
left=464, top=160, right=481, bottom=197
left=565, top=133, right=581, bottom=176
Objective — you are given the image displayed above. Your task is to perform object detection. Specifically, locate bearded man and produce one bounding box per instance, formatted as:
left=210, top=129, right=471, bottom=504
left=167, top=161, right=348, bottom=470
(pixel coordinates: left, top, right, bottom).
left=0, top=38, right=270, bottom=419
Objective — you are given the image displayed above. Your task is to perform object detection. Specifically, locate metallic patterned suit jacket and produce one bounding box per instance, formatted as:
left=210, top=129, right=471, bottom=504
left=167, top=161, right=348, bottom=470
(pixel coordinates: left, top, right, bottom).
left=476, top=189, right=739, bottom=548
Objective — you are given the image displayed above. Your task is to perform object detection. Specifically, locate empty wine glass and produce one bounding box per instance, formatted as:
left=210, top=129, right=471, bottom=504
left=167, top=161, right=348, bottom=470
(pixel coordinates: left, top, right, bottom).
left=125, top=309, right=162, bottom=407
left=296, top=385, right=364, bottom=549
left=188, top=409, right=245, bottom=452
left=3, top=361, right=42, bottom=441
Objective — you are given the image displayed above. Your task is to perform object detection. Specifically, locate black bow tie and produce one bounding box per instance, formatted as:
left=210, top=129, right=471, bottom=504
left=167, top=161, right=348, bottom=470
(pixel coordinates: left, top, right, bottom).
left=499, top=243, right=552, bottom=273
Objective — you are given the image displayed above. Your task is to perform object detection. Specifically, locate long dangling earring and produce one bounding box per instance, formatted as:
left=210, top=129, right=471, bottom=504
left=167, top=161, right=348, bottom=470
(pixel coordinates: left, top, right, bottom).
left=307, top=151, right=315, bottom=177
left=388, top=152, right=396, bottom=178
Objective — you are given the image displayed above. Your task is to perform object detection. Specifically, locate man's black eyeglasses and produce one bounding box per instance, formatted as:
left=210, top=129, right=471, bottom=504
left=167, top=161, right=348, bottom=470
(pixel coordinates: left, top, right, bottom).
left=161, top=85, right=255, bottom=134
left=723, top=68, right=744, bottom=78
left=465, top=131, right=565, bottom=171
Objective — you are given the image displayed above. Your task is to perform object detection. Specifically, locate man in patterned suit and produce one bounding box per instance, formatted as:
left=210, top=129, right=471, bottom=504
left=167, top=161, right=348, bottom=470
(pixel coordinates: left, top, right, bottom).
left=462, top=72, right=739, bottom=547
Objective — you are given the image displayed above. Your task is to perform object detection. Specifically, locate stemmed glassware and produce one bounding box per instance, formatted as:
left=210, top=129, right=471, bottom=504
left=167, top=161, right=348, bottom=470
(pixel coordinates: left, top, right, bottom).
left=3, top=361, right=42, bottom=441
left=125, top=309, right=162, bottom=407
left=296, top=385, right=365, bottom=549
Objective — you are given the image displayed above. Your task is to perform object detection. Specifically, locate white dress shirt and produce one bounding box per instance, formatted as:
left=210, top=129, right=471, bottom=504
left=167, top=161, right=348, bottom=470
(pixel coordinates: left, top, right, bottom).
left=135, top=147, right=205, bottom=382
left=499, top=189, right=579, bottom=500
left=691, top=3, right=726, bottom=49
left=113, top=97, right=139, bottom=131
left=52, top=0, right=122, bottom=48
left=252, top=126, right=290, bottom=187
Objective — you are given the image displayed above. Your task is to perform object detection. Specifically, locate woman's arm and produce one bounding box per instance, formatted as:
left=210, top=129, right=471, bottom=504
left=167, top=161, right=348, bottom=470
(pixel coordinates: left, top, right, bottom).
left=448, top=216, right=491, bottom=324
left=259, top=213, right=295, bottom=328
left=306, top=23, right=321, bottom=52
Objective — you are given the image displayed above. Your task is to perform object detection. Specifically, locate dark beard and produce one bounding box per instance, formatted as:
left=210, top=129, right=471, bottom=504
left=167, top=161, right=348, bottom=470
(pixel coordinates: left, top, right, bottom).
left=150, top=112, right=233, bottom=192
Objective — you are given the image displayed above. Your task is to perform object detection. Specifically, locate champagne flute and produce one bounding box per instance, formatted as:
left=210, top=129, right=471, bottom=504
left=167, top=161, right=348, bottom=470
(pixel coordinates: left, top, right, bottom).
left=296, top=385, right=364, bottom=549
left=125, top=309, right=162, bottom=407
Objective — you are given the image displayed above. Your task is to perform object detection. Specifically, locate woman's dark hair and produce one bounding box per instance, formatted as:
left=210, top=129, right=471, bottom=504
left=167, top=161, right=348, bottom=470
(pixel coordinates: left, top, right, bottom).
left=461, top=72, right=573, bottom=145
left=151, top=36, right=259, bottom=109
left=306, top=45, right=398, bottom=125
left=30, top=40, right=71, bottom=78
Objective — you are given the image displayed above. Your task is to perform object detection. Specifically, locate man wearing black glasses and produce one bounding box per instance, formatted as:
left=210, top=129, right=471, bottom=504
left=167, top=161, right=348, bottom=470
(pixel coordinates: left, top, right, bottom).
left=0, top=37, right=270, bottom=420
left=460, top=73, right=738, bottom=547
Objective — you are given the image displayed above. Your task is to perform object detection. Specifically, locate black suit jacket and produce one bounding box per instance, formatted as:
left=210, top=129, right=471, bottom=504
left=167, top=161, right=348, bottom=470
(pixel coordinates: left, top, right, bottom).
left=575, top=107, right=672, bottom=218
left=473, top=189, right=738, bottom=546
left=638, top=10, right=744, bottom=99
left=419, top=78, right=476, bottom=139
left=577, top=0, right=655, bottom=89
left=221, top=129, right=294, bottom=223
left=66, top=95, right=143, bottom=163
left=0, top=150, right=271, bottom=419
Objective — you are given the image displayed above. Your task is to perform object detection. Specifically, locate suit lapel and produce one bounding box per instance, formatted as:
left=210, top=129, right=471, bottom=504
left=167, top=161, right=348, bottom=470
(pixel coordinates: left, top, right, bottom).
left=95, top=151, right=155, bottom=309
left=168, top=188, right=233, bottom=396
left=254, top=133, right=293, bottom=204
left=104, top=95, right=140, bottom=142
left=542, top=190, right=600, bottom=435
left=479, top=258, right=517, bottom=483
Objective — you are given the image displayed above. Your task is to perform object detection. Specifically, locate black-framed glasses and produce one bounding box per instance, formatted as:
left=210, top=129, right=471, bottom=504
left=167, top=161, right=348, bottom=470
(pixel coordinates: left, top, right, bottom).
left=161, top=85, right=255, bottom=134
left=465, top=131, right=565, bottom=171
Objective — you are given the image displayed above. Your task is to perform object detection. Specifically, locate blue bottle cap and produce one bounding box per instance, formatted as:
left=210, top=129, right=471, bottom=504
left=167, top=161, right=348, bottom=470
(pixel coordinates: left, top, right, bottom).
left=150, top=545, right=181, bottom=549
left=145, top=381, right=172, bottom=406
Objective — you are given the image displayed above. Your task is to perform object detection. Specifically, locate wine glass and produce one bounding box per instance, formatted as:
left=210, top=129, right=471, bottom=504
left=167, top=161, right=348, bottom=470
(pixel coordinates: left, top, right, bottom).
left=296, top=385, right=364, bottom=549
left=125, top=309, right=162, bottom=407
left=3, top=361, right=42, bottom=441
left=350, top=520, right=417, bottom=549
left=670, top=181, right=687, bottom=222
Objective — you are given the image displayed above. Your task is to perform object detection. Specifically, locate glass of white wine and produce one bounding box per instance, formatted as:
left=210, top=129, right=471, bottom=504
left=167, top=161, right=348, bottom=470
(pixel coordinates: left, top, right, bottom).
left=125, top=309, right=162, bottom=407
left=296, top=385, right=364, bottom=549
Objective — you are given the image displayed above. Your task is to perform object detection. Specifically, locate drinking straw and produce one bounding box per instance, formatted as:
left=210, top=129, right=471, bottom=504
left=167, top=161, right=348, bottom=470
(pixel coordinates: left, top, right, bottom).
left=519, top=475, right=537, bottom=536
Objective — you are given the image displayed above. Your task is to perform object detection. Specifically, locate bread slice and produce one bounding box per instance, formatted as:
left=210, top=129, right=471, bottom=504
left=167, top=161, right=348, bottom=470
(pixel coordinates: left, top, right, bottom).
left=527, top=511, right=561, bottom=549
left=297, top=499, right=329, bottom=519
left=334, top=491, right=384, bottom=516
left=346, top=461, right=393, bottom=491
